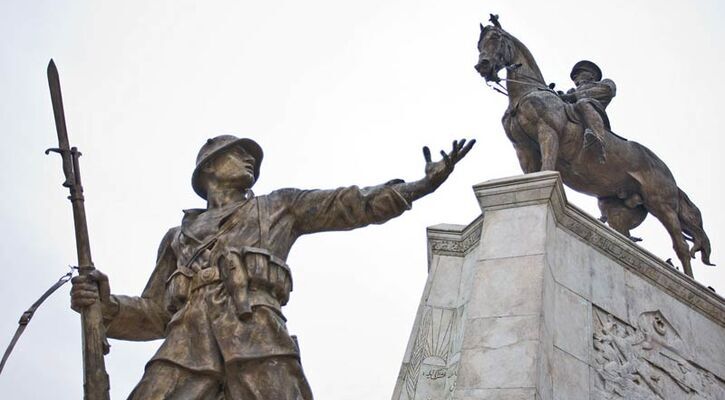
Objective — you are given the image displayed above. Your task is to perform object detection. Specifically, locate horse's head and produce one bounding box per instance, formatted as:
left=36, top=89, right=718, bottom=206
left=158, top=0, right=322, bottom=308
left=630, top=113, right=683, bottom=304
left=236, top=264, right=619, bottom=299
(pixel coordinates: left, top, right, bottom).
left=474, top=15, right=515, bottom=83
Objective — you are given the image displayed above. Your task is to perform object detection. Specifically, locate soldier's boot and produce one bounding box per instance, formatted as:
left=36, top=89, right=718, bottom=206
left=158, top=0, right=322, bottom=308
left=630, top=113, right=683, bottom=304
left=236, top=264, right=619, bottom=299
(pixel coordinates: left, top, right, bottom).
left=583, top=128, right=606, bottom=163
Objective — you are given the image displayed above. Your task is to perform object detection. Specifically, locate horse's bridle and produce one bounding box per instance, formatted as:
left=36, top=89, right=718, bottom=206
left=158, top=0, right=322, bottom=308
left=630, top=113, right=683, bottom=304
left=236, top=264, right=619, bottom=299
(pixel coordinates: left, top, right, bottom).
left=477, top=26, right=511, bottom=83
left=479, top=27, right=550, bottom=96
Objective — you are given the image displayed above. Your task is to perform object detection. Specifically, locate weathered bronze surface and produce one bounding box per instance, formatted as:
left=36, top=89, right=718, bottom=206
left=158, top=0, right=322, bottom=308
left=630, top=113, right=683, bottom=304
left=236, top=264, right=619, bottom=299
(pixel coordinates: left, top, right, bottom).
left=474, top=15, right=713, bottom=278
left=71, top=135, right=474, bottom=399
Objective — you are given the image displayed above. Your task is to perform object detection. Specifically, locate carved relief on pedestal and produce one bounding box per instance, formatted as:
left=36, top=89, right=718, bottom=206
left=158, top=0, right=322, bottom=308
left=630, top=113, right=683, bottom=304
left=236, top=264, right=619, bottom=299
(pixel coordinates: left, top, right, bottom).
left=399, top=306, right=464, bottom=400
left=592, top=307, right=725, bottom=399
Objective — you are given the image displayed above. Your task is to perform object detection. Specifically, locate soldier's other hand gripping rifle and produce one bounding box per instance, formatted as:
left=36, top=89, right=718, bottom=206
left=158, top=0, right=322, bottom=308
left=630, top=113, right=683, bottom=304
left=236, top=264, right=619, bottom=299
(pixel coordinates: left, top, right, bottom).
left=46, top=59, right=110, bottom=400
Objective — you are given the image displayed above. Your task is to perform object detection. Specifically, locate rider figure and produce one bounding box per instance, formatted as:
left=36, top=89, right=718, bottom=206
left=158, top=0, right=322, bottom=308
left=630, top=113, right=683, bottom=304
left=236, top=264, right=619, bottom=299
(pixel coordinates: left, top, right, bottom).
left=559, top=60, right=616, bottom=161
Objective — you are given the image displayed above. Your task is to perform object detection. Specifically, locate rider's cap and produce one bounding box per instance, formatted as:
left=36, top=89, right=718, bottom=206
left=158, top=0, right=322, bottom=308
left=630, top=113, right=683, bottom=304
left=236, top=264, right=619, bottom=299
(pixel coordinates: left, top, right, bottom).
left=191, top=135, right=263, bottom=200
left=570, top=60, right=602, bottom=81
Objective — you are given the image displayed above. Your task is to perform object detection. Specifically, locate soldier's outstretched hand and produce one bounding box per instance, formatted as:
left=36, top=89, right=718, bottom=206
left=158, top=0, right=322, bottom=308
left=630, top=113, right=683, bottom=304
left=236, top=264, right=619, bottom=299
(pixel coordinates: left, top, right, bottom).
left=70, top=269, right=111, bottom=313
left=423, top=138, right=476, bottom=188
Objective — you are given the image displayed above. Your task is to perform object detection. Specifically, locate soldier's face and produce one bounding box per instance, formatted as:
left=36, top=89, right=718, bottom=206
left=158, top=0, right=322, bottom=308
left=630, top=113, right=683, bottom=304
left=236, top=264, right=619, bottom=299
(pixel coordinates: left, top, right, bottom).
left=205, top=147, right=256, bottom=190
left=574, top=70, right=595, bottom=86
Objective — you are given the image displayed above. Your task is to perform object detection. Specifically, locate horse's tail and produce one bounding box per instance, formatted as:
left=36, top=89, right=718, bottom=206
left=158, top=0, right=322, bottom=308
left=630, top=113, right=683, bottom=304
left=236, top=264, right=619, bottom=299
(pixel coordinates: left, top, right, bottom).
left=677, top=188, right=714, bottom=266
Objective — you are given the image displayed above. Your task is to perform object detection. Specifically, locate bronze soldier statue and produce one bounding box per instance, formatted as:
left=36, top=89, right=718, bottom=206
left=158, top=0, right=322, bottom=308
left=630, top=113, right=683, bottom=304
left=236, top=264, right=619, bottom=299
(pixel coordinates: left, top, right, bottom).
left=70, top=134, right=474, bottom=399
left=558, top=60, right=617, bottom=162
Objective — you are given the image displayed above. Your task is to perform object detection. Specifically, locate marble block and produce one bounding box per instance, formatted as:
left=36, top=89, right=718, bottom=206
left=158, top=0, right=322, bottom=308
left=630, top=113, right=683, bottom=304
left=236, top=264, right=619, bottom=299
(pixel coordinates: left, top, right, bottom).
left=392, top=172, right=725, bottom=400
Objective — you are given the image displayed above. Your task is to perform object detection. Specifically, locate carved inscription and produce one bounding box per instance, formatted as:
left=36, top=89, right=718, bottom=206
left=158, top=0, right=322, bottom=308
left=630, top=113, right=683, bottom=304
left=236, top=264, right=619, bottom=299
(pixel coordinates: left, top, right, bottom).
left=422, top=368, right=446, bottom=380
left=592, top=307, right=725, bottom=399
left=430, top=225, right=482, bottom=257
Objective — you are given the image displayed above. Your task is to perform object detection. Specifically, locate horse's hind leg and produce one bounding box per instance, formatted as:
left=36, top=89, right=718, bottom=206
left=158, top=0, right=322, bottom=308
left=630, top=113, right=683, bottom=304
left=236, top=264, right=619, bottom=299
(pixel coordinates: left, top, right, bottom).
left=647, top=201, right=694, bottom=277
left=598, top=197, right=647, bottom=241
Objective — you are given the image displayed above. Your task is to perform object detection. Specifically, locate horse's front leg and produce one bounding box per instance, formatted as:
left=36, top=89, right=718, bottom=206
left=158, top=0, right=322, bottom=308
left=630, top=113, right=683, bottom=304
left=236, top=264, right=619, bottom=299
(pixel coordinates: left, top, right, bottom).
left=513, top=143, right=541, bottom=173
left=506, top=113, right=541, bottom=173
left=536, top=122, right=559, bottom=171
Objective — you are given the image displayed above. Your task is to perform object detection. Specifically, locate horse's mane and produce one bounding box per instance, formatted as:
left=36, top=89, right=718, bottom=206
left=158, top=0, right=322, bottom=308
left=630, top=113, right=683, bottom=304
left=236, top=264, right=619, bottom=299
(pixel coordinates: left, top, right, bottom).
left=500, top=28, right=546, bottom=85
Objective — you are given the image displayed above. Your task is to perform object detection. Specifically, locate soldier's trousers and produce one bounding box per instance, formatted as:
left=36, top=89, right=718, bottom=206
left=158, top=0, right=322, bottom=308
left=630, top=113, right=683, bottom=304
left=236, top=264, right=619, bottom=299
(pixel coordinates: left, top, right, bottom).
left=128, top=357, right=313, bottom=400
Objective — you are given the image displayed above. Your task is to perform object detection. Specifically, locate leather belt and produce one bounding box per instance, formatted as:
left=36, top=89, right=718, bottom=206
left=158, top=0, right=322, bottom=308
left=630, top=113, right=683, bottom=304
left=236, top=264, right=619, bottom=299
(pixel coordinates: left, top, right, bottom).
left=190, top=267, right=221, bottom=292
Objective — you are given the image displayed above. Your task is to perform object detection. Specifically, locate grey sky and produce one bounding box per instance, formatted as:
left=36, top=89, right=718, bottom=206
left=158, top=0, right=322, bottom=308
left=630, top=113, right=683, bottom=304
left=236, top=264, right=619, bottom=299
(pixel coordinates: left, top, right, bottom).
left=1, top=1, right=723, bottom=399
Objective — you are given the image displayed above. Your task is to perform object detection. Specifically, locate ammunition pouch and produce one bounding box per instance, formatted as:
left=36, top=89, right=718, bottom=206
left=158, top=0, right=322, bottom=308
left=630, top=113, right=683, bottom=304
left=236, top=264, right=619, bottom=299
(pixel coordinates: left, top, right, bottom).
left=165, top=246, right=292, bottom=319
left=218, top=246, right=292, bottom=319
left=217, top=249, right=251, bottom=320
left=238, top=246, right=292, bottom=306
left=165, top=265, right=193, bottom=314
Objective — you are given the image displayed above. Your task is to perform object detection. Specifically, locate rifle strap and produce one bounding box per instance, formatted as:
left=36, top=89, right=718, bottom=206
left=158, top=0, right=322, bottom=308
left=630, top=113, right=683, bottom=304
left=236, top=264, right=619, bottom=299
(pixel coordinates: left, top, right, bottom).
left=0, top=270, right=73, bottom=375
left=185, top=199, right=250, bottom=270
left=257, top=196, right=269, bottom=248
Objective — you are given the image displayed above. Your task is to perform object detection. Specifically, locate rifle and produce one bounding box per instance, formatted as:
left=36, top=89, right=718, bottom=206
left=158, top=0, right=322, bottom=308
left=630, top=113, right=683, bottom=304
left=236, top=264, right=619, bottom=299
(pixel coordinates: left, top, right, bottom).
left=46, top=59, right=110, bottom=400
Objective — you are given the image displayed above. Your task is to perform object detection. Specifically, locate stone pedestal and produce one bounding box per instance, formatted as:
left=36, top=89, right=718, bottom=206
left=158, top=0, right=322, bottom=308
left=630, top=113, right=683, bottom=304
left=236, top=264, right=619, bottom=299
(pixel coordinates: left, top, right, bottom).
left=391, top=172, right=725, bottom=400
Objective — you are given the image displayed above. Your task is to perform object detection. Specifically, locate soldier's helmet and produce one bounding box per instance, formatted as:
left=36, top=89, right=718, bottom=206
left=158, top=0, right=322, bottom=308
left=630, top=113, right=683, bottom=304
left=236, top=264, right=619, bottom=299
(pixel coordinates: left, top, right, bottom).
left=570, top=60, right=602, bottom=81
left=191, top=135, right=264, bottom=200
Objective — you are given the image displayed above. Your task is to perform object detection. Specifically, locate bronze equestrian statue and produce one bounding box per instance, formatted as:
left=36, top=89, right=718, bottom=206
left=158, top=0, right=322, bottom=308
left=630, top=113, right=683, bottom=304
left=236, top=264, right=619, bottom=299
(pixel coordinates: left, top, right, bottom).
left=474, top=15, right=713, bottom=278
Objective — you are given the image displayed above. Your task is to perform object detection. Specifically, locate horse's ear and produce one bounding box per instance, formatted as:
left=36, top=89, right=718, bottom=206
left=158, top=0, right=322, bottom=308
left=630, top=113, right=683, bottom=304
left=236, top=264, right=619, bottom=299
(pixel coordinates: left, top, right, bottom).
left=480, top=23, right=484, bottom=32
left=489, top=14, right=501, bottom=28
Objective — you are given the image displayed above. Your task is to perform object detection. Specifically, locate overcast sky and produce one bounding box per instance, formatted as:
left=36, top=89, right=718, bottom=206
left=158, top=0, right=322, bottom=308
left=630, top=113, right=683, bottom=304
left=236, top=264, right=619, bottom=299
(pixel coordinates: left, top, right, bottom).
left=1, top=1, right=724, bottom=399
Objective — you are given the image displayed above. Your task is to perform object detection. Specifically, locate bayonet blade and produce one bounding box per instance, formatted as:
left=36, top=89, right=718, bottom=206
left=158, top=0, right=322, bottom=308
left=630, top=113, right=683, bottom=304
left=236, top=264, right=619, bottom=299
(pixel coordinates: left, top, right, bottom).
left=47, top=59, right=74, bottom=186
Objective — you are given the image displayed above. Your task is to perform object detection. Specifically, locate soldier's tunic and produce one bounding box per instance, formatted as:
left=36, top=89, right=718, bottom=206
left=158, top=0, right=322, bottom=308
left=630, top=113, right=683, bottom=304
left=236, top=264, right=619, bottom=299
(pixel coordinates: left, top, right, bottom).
left=103, top=184, right=411, bottom=398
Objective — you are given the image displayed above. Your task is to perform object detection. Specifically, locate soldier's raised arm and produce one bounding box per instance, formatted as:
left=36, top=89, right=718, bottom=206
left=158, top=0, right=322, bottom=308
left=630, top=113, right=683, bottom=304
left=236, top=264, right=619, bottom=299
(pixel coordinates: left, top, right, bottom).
left=288, top=139, right=475, bottom=235
left=393, top=138, right=476, bottom=203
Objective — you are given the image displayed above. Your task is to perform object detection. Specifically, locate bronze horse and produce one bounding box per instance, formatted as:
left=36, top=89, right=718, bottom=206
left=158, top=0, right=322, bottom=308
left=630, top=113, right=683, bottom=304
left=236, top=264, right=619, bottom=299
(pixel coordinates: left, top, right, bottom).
left=474, top=16, right=713, bottom=278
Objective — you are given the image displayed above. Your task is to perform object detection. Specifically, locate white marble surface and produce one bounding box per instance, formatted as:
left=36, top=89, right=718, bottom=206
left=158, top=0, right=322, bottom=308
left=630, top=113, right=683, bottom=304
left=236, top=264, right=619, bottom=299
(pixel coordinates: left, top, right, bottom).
left=393, top=172, right=725, bottom=400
